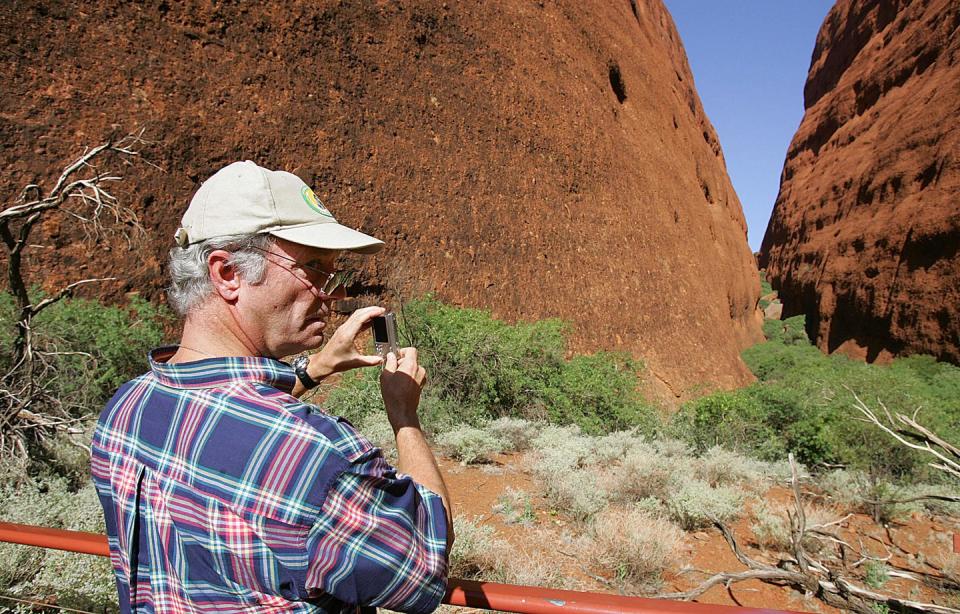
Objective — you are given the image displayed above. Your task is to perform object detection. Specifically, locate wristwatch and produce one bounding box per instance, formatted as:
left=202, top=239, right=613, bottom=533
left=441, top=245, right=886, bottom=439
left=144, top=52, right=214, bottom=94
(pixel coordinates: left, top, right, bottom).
left=292, top=356, right=319, bottom=390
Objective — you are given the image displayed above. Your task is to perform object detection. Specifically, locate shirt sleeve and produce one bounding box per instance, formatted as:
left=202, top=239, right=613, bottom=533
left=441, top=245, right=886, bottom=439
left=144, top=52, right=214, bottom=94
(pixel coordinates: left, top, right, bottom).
left=304, top=451, right=449, bottom=613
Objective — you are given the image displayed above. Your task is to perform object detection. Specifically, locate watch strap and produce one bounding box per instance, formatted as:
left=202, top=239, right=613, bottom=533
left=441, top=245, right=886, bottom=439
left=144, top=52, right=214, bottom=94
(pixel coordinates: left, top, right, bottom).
left=293, top=357, right=319, bottom=390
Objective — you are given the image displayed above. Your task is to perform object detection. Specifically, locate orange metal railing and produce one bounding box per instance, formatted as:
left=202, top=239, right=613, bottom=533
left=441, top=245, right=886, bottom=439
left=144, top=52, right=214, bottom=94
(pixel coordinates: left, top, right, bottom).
left=0, top=521, right=792, bottom=614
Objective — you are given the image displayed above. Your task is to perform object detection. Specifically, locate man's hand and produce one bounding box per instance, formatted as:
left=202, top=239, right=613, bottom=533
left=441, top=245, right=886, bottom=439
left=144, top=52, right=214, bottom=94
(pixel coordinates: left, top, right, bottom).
left=379, top=347, right=453, bottom=551
left=380, top=348, right=427, bottom=430
left=312, top=306, right=386, bottom=376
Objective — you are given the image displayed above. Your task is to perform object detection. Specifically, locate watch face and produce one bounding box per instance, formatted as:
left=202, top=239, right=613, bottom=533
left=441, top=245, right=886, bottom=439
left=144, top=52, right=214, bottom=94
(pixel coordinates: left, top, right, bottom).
left=293, top=356, right=309, bottom=371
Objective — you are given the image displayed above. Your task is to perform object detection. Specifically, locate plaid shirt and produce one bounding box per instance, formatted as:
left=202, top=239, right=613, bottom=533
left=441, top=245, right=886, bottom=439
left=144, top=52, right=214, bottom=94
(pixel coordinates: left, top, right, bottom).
left=91, top=348, right=448, bottom=614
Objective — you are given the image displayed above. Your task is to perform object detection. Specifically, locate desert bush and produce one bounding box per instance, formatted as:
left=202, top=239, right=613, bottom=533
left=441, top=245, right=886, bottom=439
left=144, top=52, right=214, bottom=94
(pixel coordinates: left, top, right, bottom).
left=695, top=446, right=772, bottom=490
left=485, top=417, right=541, bottom=453
left=448, top=516, right=511, bottom=580
left=900, top=483, right=960, bottom=516
left=500, top=546, right=566, bottom=588
left=602, top=444, right=679, bottom=503
left=750, top=500, right=791, bottom=551
left=665, top=477, right=743, bottom=530
left=529, top=425, right=614, bottom=520
left=589, top=429, right=645, bottom=464
left=0, top=474, right=115, bottom=611
left=817, top=469, right=924, bottom=522
left=651, top=438, right=692, bottom=458
left=437, top=425, right=502, bottom=464
left=818, top=469, right=871, bottom=510
left=530, top=424, right=593, bottom=471
left=543, top=469, right=607, bottom=522
left=586, top=506, right=684, bottom=593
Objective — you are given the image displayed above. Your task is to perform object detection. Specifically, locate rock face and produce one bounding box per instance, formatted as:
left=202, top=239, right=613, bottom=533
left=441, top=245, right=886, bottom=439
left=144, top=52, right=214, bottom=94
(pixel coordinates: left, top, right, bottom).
left=760, top=0, right=960, bottom=364
left=0, top=0, right=762, bottom=397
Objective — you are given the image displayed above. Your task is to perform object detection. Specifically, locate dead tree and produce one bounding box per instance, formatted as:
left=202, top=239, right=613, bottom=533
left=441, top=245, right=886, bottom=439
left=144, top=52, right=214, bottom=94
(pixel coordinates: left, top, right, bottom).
left=851, top=391, right=960, bottom=482
left=0, top=132, right=148, bottom=458
left=657, top=454, right=959, bottom=613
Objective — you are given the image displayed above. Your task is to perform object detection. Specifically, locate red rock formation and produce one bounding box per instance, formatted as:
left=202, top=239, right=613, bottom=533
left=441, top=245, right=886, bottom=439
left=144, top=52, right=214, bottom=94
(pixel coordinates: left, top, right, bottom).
left=761, top=0, right=960, bottom=364
left=0, top=0, right=762, bottom=398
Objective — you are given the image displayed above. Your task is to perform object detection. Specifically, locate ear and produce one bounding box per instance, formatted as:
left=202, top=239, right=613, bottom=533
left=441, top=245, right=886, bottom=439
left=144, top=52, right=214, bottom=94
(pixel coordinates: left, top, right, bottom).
left=208, top=249, right=241, bottom=301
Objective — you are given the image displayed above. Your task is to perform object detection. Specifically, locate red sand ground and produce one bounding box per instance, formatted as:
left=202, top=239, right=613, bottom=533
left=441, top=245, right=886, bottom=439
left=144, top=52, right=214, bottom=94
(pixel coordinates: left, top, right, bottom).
left=439, top=454, right=960, bottom=613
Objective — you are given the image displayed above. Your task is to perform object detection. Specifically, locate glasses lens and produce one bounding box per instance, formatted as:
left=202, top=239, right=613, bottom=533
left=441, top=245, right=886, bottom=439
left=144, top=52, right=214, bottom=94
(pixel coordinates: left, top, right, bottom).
left=323, top=271, right=353, bottom=296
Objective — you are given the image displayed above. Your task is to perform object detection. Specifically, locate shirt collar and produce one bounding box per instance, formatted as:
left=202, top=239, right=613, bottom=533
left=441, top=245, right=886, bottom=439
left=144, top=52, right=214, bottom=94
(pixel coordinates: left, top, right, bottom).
left=148, top=346, right=297, bottom=393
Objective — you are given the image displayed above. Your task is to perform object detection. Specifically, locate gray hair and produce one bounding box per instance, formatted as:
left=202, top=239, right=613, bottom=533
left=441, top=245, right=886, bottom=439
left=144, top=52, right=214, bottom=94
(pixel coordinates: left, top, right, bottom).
left=167, top=233, right=275, bottom=316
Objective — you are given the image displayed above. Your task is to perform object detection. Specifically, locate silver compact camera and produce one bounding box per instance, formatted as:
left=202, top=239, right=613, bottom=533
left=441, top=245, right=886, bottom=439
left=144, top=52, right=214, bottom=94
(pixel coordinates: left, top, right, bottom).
left=371, top=312, right=399, bottom=358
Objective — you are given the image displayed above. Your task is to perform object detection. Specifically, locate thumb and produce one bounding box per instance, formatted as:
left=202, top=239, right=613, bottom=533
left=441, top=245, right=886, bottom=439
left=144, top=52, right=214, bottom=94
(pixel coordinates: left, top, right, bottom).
left=383, top=351, right=398, bottom=372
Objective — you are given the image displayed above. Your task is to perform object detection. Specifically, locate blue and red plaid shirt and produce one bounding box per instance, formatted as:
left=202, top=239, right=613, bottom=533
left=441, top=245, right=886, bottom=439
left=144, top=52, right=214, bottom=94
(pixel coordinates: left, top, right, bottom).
left=91, top=347, right=449, bottom=613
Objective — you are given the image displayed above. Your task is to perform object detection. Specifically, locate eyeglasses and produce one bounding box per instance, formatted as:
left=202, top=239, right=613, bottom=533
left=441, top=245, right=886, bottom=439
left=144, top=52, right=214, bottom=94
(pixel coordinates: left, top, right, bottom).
left=248, top=246, right=353, bottom=297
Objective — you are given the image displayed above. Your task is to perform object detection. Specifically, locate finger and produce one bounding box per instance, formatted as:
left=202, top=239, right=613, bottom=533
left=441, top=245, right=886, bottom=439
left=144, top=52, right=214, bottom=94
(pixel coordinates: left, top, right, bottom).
left=417, top=366, right=427, bottom=385
left=341, top=306, right=387, bottom=336
left=356, top=354, right=384, bottom=367
left=398, top=346, right=418, bottom=365
left=383, top=351, right=398, bottom=372
left=396, top=347, right=418, bottom=375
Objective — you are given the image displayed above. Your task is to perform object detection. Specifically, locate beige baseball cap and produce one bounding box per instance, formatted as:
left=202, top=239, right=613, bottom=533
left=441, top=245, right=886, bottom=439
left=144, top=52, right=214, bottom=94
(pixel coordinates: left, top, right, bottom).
left=174, top=161, right=384, bottom=254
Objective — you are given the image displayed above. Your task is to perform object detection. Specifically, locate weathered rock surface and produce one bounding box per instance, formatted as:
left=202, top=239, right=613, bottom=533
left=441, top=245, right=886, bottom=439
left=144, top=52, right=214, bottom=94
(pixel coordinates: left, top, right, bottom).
left=0, top=0, right=762, bottom=397
left=760, top=0, right=960, bottom=364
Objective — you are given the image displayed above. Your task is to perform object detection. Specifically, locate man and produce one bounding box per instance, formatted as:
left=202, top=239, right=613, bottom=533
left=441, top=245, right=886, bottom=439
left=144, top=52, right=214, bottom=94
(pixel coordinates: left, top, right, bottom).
left=91, top=161, right=452, bottom=613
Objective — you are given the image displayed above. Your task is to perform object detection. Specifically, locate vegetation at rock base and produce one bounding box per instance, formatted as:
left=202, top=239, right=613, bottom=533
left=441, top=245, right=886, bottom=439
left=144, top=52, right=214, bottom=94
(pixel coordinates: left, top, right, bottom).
left=672, top=313, right=960, bottom=485
left=324, top=294, right=656, bottom=436
left=1, top=291, right=958, bottom=610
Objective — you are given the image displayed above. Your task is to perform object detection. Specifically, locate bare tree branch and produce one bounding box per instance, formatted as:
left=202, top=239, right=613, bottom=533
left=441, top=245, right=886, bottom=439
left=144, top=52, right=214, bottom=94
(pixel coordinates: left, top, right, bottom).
left=656, top=453, right=959, bottom=613
left=0, top=131, right=149, bottom=458
left=851, top=389, right=960, bottom=479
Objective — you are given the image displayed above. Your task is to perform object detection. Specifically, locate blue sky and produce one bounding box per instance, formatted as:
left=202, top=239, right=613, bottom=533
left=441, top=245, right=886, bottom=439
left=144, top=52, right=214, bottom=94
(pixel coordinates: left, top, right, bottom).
left=663, top=0, right=835, bottom=252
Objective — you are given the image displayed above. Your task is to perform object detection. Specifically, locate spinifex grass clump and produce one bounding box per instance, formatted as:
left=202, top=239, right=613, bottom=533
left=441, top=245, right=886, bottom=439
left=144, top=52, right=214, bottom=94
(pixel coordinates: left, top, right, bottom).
left=325, top=295, right=655, bottom=435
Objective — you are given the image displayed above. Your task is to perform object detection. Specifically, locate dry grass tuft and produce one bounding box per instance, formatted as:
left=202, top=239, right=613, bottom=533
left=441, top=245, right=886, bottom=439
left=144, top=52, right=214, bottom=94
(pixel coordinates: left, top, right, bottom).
left=585, top=506, right=684, bottom=593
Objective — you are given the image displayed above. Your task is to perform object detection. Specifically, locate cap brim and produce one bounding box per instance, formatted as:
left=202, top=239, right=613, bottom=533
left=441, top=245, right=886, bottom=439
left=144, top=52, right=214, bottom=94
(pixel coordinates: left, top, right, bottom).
left=269, top=223, right=385, bottom=254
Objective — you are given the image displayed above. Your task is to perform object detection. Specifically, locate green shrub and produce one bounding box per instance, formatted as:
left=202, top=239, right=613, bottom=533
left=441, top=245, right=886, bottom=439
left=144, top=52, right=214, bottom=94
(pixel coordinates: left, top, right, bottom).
left=863, top=561, right=889, bottom=589
left=759, top=270, right=773, bottom=297
left=674, top=313, right=960, bottom=484
left=0, top=292, right=170, bottom=421
left=366, top=296, right=657, bottom=435
left=540, top=353, right=655, bottom=435
left=760, top=314, right=809, bottom=346
left=322, top=368, right=383, bottom=427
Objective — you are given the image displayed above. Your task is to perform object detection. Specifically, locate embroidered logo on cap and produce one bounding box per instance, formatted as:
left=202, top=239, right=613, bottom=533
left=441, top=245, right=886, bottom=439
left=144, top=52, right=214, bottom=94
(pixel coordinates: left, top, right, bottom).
left=301, top=186, right=334, bottom=218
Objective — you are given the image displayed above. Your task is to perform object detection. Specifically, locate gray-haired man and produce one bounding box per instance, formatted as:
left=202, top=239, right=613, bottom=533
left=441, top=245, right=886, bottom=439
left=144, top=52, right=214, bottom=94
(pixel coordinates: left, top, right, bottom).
left=92, top=161, right=452, bottom=613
